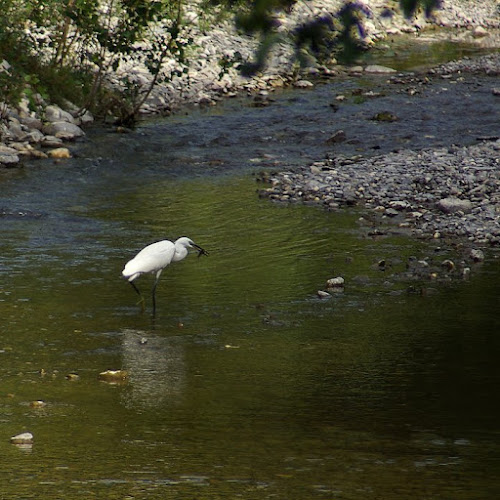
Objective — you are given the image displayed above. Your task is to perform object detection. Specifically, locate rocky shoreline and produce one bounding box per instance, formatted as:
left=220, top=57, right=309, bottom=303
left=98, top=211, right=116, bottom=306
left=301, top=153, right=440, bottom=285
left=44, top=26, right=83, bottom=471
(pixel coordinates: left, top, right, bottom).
left=1, top=1, right=499, bottom=248
left=256, top=50, right=500, bottom=247
left=0, top=1, right=499, bottom=166
left=258, top=138, right=500, bottom=245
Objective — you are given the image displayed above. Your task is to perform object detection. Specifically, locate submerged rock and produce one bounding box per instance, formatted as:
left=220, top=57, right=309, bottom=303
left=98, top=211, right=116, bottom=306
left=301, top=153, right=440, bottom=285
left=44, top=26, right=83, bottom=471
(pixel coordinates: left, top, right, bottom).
left=372, top=111, right=398, bottom=122
left=326, top=130, right=347, bottom=144
left=98, top=369, right=129, bottom=383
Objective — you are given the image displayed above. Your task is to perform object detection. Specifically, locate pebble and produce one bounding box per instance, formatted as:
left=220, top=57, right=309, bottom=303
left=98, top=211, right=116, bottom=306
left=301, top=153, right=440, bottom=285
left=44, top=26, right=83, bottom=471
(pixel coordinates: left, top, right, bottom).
left=10, top=432, right=34, bottom=444
left=469, top=249, right=485, bottom=262
left=30, top=400, right=46, bottom=408
left=326, top=276, right=345, bottom=288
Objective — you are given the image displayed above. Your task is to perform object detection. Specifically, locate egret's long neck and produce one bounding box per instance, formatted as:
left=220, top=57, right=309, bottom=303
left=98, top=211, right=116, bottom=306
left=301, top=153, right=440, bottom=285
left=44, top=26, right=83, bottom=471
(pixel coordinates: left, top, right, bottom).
left=172, top=243, right=189, bottom=262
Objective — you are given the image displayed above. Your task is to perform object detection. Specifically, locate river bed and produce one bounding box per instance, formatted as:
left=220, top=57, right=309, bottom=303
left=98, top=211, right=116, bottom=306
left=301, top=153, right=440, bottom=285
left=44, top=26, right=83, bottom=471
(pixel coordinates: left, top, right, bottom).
left=1, top=45, right=499, bottom=499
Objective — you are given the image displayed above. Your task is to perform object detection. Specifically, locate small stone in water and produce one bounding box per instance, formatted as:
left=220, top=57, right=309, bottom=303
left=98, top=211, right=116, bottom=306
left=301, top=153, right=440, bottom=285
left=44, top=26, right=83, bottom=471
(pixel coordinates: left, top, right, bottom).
left=326, top=277, right=345, bottom=288
left=10, top=432, right=33, bottom=444
left=65, top=373, right=80, bottom=381
left=30, top=400, right=46, bottom=408
left=317, top=290, right=332, bottom=299
left=469, top=249, right=485, bottom=262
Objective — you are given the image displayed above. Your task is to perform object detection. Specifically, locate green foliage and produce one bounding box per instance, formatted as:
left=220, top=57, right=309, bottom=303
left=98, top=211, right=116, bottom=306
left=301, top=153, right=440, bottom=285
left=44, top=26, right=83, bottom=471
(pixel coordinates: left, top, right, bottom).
left=400, top=0, right=441, bottom=17
left=0, top=0, right=443, bottom=124
left=0, top=0, right=189, bottom=124
left=209, top=0, right=442, bottom=74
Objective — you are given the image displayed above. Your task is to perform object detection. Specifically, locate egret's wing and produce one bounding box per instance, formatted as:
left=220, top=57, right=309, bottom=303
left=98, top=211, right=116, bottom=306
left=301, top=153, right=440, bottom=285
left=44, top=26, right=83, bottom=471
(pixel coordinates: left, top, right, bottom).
left=122, top=240, right=175, bottom=280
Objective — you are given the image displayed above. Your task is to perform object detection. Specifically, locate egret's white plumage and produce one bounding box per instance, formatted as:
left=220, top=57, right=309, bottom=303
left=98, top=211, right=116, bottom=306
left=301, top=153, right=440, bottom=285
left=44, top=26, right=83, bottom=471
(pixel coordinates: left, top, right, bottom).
left=122, top=236, right=208, bottom=313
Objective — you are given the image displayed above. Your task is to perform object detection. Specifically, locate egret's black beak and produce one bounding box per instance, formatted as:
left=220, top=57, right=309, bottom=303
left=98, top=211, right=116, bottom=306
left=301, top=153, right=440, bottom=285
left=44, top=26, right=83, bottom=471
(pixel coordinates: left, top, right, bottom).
left=193, top=244, right=209, bottom=257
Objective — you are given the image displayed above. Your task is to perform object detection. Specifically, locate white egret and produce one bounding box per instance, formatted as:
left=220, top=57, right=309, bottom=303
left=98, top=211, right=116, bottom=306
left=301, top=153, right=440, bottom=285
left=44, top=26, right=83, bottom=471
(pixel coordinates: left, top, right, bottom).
left=122, top=236, right=208, bottom=313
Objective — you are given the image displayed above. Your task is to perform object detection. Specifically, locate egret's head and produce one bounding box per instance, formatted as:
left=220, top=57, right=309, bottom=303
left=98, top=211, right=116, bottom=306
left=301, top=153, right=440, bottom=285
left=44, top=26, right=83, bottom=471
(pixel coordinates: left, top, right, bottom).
left=176, top=237, right=208, bottom=257
left=175, top=237, right=193, bottom=248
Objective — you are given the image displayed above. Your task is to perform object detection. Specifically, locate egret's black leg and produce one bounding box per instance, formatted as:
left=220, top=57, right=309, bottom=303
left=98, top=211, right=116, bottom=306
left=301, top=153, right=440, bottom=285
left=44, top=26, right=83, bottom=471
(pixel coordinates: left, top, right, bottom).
left=151, top=281, right=158, bottom=316
left=151, top=270, right=163, bottom=316
left=129, top=281, right=145, bottom=313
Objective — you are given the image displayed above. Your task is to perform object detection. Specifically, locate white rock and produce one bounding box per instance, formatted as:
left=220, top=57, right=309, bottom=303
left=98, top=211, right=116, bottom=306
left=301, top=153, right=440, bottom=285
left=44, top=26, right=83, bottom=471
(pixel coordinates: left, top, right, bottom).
left=436, top=197, right=473, bottom=214
left=10, top=432, right=33, bottom=444
left=0, top=59, right=11, bottom=72
left=364, top=64, right=397, bottom=74
left=326, top=276, right=345, bottom=288
left=472, top=26, right=488, bottom=38
left=45, top=104, right=74, bottom=124
left=42, top=121, right=85, bottom=140
left=75, top=109, right=94, bottom=126
left=0, top=144, right=20, bottom=165
left=294, top=79, right=314, bottom=88
left=18, top=115, right=43, bottom=130
left=25, top=129, right=45, bottom=143
left=41, top=135, right=64, bottom=148
left=0, top=153, right=20, bottom=166
left=469, top=249, right=485, bottom=262
left=8, top=120, right=28, bottom=141
left=389, top=200, right=409, bottom=210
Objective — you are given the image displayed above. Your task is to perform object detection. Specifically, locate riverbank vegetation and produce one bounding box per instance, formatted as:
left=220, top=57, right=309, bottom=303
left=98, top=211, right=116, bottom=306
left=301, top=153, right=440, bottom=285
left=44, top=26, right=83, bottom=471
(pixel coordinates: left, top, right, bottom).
left=0, top=0, right=439, bottom=125
left=0, top=0, right=192, bottom=125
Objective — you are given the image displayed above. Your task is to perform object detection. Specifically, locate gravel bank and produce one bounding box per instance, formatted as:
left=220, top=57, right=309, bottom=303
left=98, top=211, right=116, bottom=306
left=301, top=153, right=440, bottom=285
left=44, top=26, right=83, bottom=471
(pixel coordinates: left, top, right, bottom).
left=137, top=0, right=500, bottom=112
left=259, top=139, right=500, bottom=245
left=257, top=44, right=500, bottom=247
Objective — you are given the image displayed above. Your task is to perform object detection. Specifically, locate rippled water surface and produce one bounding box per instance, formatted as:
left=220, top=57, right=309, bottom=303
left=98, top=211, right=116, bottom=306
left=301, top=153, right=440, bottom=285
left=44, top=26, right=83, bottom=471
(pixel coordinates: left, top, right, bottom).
left=1, top=47, right=500, bottom=499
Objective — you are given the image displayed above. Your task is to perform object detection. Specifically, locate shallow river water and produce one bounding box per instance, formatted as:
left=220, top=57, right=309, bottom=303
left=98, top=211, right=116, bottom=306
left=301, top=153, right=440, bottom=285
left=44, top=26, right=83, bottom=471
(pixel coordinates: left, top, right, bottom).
left=1, top=44, right=500, bottom=499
